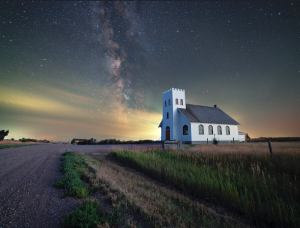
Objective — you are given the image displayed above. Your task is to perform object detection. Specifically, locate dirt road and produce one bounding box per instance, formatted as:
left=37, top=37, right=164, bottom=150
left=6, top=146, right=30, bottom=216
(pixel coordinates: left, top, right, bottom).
left=0, top=143, right=80, bottom=228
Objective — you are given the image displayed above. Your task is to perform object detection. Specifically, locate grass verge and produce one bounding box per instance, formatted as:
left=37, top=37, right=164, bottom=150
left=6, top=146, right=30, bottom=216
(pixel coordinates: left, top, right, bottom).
left=0, top=144, right=39, bottom=149
left=56, top=152, right=138, bottom=228
left=109, top=148, right=300, bottom=227
left=53, top=151, right=89, bottom=198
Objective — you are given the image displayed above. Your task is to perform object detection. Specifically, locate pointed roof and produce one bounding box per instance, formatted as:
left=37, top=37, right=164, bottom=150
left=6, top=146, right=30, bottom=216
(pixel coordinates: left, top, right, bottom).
left=178, top=104, right=240, bottom=125
left=158, top=120, right=163, bottom=128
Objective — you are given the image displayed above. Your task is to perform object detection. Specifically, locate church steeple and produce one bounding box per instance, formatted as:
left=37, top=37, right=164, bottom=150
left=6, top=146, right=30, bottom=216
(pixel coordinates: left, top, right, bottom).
left=162, top=88, right=186, bottom=140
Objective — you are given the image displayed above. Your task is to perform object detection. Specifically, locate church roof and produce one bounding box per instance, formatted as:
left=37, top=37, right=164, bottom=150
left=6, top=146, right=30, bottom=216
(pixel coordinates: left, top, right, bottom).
left=178, top=104, right=240, bottom=125
left=158, top=120, right=163, bottom=128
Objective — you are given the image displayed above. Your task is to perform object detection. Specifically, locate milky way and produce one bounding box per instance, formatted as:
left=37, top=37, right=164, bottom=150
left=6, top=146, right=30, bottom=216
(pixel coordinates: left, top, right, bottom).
left=0, top=1, right=299, bottom=141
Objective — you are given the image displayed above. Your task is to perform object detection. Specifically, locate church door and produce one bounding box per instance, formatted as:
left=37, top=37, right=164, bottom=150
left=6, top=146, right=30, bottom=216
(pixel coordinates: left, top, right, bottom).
left=166, top=126, right=170, bottom=140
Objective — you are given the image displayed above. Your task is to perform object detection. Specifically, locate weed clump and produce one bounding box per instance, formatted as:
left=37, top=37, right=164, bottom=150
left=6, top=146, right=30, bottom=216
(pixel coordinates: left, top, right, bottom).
left=53, top=151, right=89, bottom=198
left=64, top=200, right=122, bottom=228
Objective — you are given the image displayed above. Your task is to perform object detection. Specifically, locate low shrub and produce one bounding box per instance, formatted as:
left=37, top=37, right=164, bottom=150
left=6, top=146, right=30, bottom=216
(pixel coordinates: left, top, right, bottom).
left=213, top=137, right=219, bottom=145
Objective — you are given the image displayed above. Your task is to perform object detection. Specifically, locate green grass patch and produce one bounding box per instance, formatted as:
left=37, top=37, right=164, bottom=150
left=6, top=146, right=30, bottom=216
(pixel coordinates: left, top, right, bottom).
left=53, top=151, right=89, bottom=198
left=109, top=149, right=300, bottom=227
left=183, top=144, right=197, bottom=149
left=64, top=200, right=122, bottom=228
left=0, top=144, right=39, bottom=149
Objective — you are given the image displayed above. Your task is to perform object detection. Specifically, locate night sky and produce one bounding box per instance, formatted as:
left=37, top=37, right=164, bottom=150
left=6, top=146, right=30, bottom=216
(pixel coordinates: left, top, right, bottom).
left=1, top=1, right=299, bottom=141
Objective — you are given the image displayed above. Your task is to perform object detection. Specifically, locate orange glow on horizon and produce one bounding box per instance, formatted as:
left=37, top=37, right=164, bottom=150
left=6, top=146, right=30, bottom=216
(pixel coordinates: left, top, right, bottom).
left=1, top=85, right=162, bottom=141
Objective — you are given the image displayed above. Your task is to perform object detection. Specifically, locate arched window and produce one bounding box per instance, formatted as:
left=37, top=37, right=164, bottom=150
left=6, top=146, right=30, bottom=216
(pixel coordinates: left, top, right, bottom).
left=166, top=126, right=170, bottom=130
left=168, top=99, right=171, bottom=105
left=165, top=101, right=167, bottom=107
left=176, top=98, right=178, bottom=105
left=166, top=112, right=169, bottom=119
left=199, top=125, right=204, bottom=135
left=208, top=125, right=213, bottom=135
left=217, top=126, right=222, bottom=135
left=226, top=126, right=230, bottom=135
left=180, top=99, right=183, bottom=105
left=183, top=125, right=188, bottom=135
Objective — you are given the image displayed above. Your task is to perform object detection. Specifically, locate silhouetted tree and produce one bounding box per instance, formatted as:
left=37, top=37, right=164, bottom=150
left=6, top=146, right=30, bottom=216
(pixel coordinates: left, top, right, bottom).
left=245, top=133, right=250, bottom=141
left=0, top=130, right=9, bottom=141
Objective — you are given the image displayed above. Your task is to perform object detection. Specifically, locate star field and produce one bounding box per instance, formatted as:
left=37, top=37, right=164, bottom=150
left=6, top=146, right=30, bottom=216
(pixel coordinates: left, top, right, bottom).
left=0, top=1, right=299, bottom=141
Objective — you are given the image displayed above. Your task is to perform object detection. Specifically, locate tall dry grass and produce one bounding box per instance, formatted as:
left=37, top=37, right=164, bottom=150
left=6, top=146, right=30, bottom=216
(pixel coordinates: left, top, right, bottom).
left=188, top=142, right=300, bottom=154
left=0, top=140, right=41, bottom=145
left=109, top=142, right=300, bottom=227
left=85, top=155, right=244, bottom=228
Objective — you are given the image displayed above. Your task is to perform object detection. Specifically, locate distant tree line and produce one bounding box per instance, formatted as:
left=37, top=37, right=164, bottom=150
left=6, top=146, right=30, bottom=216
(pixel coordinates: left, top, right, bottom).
left=71, top=138, right=154, bottom=145
left=19, top=138, right=37, bottom=142
left=19, top=138, right=50, bottom=143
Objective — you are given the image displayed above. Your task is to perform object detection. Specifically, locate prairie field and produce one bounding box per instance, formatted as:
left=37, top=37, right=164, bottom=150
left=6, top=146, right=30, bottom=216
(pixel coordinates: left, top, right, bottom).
left=55, top=142, right=300, bottom=227
left=103, top=142, right=300, bottom=227
left=187, top=141, right=300, bottom=155
left=0, top=140, right=42, bottom=149
left=0, top=140, right=39, bottom=145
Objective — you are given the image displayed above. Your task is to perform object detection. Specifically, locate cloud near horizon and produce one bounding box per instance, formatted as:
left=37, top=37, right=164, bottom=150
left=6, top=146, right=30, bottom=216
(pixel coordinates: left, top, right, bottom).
left=1, top=85, right=162, bottom=141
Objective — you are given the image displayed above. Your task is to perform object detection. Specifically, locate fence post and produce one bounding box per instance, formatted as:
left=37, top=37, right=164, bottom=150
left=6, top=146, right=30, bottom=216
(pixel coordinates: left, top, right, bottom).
left=268, top=140, right=273, bottom=158
left=207, top=138, right=208, bottom=145
left=233, top=137, right=234, bottom=143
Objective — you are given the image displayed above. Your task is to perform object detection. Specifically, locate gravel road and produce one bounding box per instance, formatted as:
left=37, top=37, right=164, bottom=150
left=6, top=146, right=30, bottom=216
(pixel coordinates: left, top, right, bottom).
left=0, top=143, right=80, bottom=228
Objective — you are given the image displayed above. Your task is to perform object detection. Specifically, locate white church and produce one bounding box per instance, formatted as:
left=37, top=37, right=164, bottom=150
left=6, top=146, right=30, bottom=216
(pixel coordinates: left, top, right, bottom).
left=158, top=88, right=243, bottom=144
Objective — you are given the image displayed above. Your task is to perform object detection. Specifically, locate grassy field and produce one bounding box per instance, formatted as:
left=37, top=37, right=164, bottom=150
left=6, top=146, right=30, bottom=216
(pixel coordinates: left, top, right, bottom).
left=86, top=154, right=240, bottom=228
left=58, top=142, right=300, bottom=227
left=107, top=142, right=300, bottom=227
left=0, top=140, right=42, bottom=149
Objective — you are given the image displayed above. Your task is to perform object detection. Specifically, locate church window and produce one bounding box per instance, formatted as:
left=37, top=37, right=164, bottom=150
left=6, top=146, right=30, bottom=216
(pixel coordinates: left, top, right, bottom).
left=180, top=99, right=183, bottom=105
left=226, top=126, right=230, bottom=135
left=217, top=126, right=222, bottom=135
left=176, top=98, right=178, bottom=104
left=168, top=99, right=171, bottom=105
left=166, top=112, right=169, bottom=119
left=209, top=125, right=213, bottom=135
left=199, top=125, right=204, bottom=135
left=183, top=125, right=188, bottom=135
left=165, top=101, right=167, bottom=107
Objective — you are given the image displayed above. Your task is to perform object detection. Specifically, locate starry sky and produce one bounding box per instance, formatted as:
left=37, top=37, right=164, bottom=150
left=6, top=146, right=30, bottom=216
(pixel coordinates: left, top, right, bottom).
left=1, top=1, right=299, bottom=141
